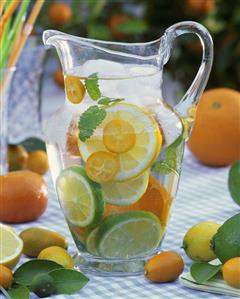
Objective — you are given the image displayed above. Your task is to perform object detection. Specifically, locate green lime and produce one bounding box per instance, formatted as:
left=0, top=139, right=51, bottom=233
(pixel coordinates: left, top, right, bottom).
left=228, top=161, right=240, bottom=206
left=56, top=166, right=104, bottom=227
left=85, top=227, right=99, bottom=255
left=32, top=273, right=56, bottom=298
left=96, top=211, right=161, bottom=258
left=101, top=171, right=149, bottom=206
left=212, top=213, right=240, bottom=263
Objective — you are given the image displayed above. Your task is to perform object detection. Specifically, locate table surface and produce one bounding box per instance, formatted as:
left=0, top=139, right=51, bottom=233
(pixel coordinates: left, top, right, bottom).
left=6, top=67, right=239, bottom=299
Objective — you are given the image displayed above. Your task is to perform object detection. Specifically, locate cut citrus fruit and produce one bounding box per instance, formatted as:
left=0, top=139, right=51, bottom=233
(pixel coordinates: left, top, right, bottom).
left=102, top=171, right=149, bottom=206
left=79, top=103, right=162, bottom=181
left=85, top=227, right=99, bottom=255
left=96, top=211, right=161, bottom=258
left=105, top=175, right=171, bottom=225
left=86, top=151, right=119, bottom=183
left=65, top=75, right=85, bottom=104
left=56, top=166, right=104, bottom=227
left=0, top=224, right=23, bottom=269
left=66, top=118, right=80, bottom=156
left=103, top=119, right=136, bottom=153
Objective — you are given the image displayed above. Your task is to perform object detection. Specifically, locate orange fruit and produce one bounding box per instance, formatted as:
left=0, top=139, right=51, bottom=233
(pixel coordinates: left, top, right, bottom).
left=0, top=265, right=13, bottom=289
left=144, top=251, right=184, bottom=283
left=187, top=0, right=215, bottom=14
left=65, top=75, right=86, bottom=104
left=188, top=88, right=240, bottom=166
left=0, top=171, right=48, bottom=223
left=108, top=14, right=129, bottom=39
left=103, top=119, right=136, bottom=153
left=53, top=68, right=64, bottom=88
left=223, top=257, right=240, bottom=288
left=47, top=2, right=72, bottom=26
left=105, top=175, right=171, bottom=225
left=27, top=150, right=49, bottom=175
left=66, top=119, right=80, bottom=156
left=86, top=151, right=120, bottom=183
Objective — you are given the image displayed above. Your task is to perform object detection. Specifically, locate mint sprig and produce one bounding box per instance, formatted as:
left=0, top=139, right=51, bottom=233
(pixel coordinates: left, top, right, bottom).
left=78, top=106, right=107, bottom=142
left=79, top=73, right=125, bottom=142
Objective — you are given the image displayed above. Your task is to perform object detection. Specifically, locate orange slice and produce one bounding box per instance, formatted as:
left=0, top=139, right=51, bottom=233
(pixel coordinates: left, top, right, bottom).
left=65, top=75, right=85, bottom=104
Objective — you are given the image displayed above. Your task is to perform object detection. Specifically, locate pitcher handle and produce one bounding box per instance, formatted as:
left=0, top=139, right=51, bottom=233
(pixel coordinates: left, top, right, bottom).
left=161, top=21, right=213, bottom=117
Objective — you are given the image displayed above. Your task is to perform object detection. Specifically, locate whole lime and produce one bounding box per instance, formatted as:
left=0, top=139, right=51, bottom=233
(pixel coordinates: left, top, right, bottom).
left=228, top=161, right=240, bottom=206
left=212, top=213, right=240, bottom=263
left=32, top=273, right=56, bottom=298
left=183, top=221, right=220, bottom=262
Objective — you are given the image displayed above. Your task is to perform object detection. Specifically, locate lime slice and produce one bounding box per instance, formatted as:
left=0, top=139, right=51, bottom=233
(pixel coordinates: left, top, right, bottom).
left=85, top=227, right=99, bottom=255
left=96, top=211, right=161, bottom=258
left=101, top=171, right=149, bottom=206
left=56, top=166, right=104, bottom=227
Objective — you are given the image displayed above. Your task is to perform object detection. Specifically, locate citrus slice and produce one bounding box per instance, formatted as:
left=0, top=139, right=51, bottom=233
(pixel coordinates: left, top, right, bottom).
left=105, top=175, right=172, bottom=225
left=103, top=119, right=136, bottom=153
left=65, top=75, right=85, bottom=104
left=102, top=171, right=149, bottom=206
left=79, top=103, right=162, bottom=181
left=148, top=102, right=184, bottom=146
left=86, top=151, right=120, bottom=183
left=0, top=224, right=23, bottom=269
left=96, top=211, right=161, bottom=258
left=56, top=166, right=104, bottom=227
left=85, top=227, right=99, bottom=255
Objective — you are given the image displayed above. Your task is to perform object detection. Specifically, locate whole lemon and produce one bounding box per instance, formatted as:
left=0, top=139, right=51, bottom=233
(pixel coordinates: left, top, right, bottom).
left=38, top=246, right=74, bottom=269
left=183, top=221, right=220, bottom=262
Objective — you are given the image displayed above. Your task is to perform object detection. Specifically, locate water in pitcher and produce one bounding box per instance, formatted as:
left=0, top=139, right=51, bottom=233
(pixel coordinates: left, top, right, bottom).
left=45, top=59, right=187, bottom=263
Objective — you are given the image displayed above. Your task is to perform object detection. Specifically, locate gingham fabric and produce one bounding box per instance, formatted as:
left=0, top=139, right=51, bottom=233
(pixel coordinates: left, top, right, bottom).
left=5, top=147, right=238, bottom=299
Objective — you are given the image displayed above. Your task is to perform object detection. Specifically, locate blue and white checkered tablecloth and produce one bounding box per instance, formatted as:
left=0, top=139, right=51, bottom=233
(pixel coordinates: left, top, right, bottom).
left=7, top=148, right=239, bottom=299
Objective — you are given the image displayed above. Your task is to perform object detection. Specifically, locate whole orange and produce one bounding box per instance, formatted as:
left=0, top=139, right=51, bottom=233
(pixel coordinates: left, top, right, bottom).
left=0, top=265, right=13, bottom=289
left=53, top=68, right=64, bottom=88
left=47, top=2, right=72, bottom=26
left=188, top=88, right=240, bottom=166
left=223, top=257, right=240, bottom=288
left=27, top=150, right=49, bottom=175
left=0, top=171, right=48, bottom=223
left=187, top=0, right=215, bottom=14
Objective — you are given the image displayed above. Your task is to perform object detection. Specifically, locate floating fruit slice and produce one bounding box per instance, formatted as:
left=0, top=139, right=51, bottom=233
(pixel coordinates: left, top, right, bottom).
left=86, top=151, right=119, bottom=183
left=103, top=119, right=136, bottom=153
left=56, top=166, right=104, bottom=227
left=102, top=171, right=149, bottom=206
left=65, top=75, right=85, bottom=104
left=96, top=211, right=161, bottom=258
left=66, top=118, right=80, bottom=156
left=0, top=224, right=23, bottom=269
left=105, top=175, right=171, bottom=225
left=79, top=103, right=162, bottom=181
left=85, top=227, right=99, bottom=255
left=149, top=102, right=184, bottom=146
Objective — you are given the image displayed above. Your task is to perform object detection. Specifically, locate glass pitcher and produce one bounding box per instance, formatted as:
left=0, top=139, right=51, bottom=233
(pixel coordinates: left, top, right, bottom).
left=43, top=21, right=213, bottom=276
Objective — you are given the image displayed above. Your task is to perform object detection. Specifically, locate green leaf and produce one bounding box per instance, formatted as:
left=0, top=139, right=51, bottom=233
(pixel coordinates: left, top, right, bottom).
left=98, top=97, right=124, bottom=106
left=14, top=260, right=63, bottom=286
left=85, top=73, right=101, bottom=101
left=7, top=286, right=30, bottom=299
left=49, top=269, right=89, bottom=295
left=190, top=262, right=222, bottom=284
left=20, top=137, right=46, bottom=152
left=88, top=24, right=111, bottom=40
left=228, top=160, right=240, bottom=205
left=117, top=19, right=147, bottom=34
left=78, top=105, right=106, bottom=142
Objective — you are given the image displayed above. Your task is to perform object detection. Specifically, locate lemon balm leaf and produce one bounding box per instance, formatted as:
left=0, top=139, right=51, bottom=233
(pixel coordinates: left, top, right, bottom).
left=190, top=262, right=222, bottom=284
left=79, top=106, right=106, bottom=142
left=7, top=286, right=30, bottom=299
left=85, top=73, right=101, bottom=101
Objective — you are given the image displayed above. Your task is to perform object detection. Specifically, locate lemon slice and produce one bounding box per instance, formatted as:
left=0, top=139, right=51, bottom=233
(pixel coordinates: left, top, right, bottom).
left=102, top=171, right=149, bottom=206
left=96, top=211, right=161, bottom=258
left=0, top=224, right=23, bottom=269
left=65, top=75, right=85, bottom=104
left=56, top=166, right=104, bottom=227
left=79, top=103, right=162, bottom=181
